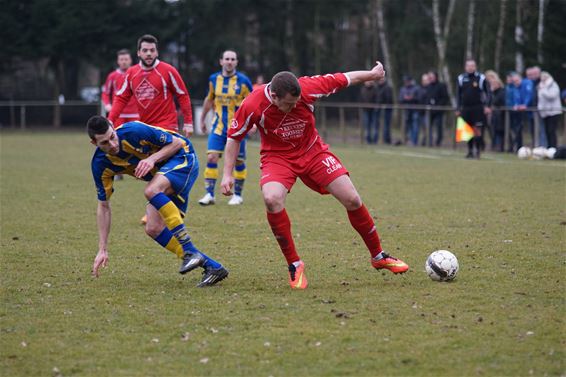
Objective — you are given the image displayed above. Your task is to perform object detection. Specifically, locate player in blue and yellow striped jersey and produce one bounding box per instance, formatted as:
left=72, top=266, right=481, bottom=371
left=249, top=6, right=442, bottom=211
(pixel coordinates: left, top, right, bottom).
left=198, top=50, right=253, bottom=206
left=87, top=116, right=228, bottom=287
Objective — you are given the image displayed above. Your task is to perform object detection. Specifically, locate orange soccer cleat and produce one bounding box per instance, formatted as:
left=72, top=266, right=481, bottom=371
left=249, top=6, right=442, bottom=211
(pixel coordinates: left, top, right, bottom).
left=371, top=252, right=409, bottom=274
left=288, top=261, right=308, bottom=289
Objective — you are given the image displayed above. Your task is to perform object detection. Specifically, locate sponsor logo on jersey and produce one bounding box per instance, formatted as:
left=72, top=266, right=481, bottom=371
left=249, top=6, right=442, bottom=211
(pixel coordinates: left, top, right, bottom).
left=274, top=119, right=307, bottom=140
left=135, top=79, right=158, bottom=109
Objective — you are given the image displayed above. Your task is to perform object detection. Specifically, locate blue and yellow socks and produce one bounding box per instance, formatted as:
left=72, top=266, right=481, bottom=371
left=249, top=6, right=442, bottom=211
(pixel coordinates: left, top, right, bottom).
left=149, top=192, right=221, bottom=268
left=233, top=162, right=247, bottom=197
left=204, top=162, right=218, bottom=196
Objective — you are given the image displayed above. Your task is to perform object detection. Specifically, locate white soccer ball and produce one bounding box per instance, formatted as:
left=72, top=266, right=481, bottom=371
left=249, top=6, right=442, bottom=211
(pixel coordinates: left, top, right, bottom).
left=545, top=147, right=557, bottom=159
left=532, top=147, right=547, bottom=160
left=517, top=146, right=532, bottom=159
left=425, top=250, right=459, bottom=281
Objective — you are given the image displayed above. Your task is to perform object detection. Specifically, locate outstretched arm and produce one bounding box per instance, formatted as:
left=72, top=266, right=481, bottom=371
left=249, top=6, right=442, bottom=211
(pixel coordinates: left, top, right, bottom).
left=345, top=61, right=386, bottom=86
left=93, top=200, right=111, bottom=277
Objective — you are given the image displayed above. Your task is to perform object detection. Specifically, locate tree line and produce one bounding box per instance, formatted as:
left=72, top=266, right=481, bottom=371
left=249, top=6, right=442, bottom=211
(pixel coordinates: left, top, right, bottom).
left=1, top=0, right=564, bottom=105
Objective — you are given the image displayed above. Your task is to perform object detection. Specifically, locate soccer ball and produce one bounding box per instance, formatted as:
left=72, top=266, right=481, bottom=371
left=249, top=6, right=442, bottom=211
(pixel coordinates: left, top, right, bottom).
left=425, top=250, right=459, bottom=281
left=532, top=147, right=547, bottom=160
left=517, top=146, right=532, bottom=159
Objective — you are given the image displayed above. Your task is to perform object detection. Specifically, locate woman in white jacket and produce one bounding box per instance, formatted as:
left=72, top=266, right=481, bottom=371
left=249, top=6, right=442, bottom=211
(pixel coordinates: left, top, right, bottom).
left=537, top=72, right=562, bottom=148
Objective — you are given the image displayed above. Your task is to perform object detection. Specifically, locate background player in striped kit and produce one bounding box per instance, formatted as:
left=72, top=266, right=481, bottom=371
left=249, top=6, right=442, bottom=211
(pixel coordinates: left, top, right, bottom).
left=198, top=50, right=253, bottom=206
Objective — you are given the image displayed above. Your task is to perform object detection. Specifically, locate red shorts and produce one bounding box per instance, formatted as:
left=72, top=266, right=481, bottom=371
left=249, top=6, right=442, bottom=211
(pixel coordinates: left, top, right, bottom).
left=260, top=148, right=349, bottom=194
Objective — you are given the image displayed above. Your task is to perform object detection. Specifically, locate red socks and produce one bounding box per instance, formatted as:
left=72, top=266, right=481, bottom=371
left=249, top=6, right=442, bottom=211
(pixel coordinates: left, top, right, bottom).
left=266, top=209, right=300, bottom=265
left=347, top=204, right=383, bottom=258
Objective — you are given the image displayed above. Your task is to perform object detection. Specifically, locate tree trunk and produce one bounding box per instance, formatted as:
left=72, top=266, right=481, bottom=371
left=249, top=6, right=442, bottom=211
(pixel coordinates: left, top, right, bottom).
left=494, top=0, right=508, bottom=73
left=537, top=0, right=546, bottom=64
left=515, top=0, right=524, bottom=74
left=52, top=59, right=64, bottom=128
left=432, top=0, right=456, bottom=107
left=284, top=0, right=298, bottom=74
left=313, top=2, right=321, bottom=73
left=376, top=0, right=395, bottom=95
left=465, top=0, right=476, bottom=61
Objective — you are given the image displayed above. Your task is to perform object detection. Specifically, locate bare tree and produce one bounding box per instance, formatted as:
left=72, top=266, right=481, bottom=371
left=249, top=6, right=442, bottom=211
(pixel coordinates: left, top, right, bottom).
left=376, top=0, right=395, bottom=93
left=494, top=0, right=508, bottom=73
left=537, top=0, right=547, bottom=64
left=465, top=0, right=476, bottom=61
left=284, top=0, right=298, bottom=74
left=432, top=0, right=456, bottom=106
left=515, top=0, right=524, bottom=74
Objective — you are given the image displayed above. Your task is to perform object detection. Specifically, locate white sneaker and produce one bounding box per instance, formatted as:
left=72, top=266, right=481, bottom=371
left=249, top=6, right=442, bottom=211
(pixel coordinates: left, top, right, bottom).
left=198, top=193, right=215, bottom=206
left=227, top=195, right=243, bottom=205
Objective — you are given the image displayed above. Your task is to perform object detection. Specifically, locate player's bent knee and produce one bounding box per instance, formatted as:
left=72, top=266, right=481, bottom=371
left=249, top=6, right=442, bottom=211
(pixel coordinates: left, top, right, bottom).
left=263, top=192, right=285, bottom=213
left=144, top=185, right=161, bottom=201
left=144, top=222, right=162, bottom=238
left=343, top=193, right=362, bottom=211
left=207, top=153, right=220, bottom=164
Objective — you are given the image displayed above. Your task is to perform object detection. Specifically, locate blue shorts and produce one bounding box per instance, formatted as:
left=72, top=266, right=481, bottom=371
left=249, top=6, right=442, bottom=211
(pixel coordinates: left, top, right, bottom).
left=207, top=132, right=247, bottom=161
left=156, top=152, right=199, bottom=216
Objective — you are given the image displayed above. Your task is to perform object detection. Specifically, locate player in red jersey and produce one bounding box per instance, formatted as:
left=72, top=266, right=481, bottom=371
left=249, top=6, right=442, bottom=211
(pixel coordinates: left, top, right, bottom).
left=220, top=62, right=409, bottom=289
left=101, top=49, right=139, bottom=128
left=108, top=34, right=194, bottom=136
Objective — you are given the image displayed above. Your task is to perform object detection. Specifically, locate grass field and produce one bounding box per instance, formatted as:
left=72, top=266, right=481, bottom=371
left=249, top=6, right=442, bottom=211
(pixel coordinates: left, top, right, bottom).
left=1, top=131, right=565, bottom=376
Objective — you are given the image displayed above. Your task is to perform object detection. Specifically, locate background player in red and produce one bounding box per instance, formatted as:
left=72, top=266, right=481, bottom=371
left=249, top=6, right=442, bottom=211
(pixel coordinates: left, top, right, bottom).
left=108, top=34, right=194, bottom=137
left=101, top=49, right=139, bottom=128
left=220, top=62, right=409, bottom=289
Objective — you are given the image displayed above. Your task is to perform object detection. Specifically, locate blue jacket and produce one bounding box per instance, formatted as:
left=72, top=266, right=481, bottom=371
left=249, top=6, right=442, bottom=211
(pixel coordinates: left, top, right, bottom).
left=506, top=79, right=532, bottom=107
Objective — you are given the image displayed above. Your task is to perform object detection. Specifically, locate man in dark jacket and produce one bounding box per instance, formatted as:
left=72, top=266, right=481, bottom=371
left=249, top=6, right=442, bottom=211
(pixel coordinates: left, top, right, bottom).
left=360, top=80, right=378, bottom=144
left=376, top=77, right=393, bottom=144
left=456, top=59, right=492, bottom=158
left=399, top=75, right=421, bottom=146
left=426, top=71, right=450, bottom=146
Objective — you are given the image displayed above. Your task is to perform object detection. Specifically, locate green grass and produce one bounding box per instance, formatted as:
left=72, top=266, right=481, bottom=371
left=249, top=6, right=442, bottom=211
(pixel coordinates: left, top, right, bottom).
left=1, top=131, right=565, bottom=376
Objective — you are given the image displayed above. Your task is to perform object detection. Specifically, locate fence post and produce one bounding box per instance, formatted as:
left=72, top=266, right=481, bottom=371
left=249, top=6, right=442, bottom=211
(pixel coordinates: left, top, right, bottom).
left=425, top=108, right=431, bottom=146
left=401, top=107, right=407, bottom=144
left=533, top=112, right=540, bottom=147
left=10, top=100, right=16, bottom=128
left=504, top=110, right=510, bottom=152
left=321, top=106, right=327, bottom=139
left=20, top=105, right=26, bottom=129
left=339, top=106, right=346, bottom=144
left=358, top=107, right=364, bottom=144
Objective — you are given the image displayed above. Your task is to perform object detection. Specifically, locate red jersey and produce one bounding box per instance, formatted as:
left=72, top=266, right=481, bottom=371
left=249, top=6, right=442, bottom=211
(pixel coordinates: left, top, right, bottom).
left=108, top=59, right=193, bottom=132
left=101, top=69, right=139, bottom=121
left=228, top=73, right=350, bottom=161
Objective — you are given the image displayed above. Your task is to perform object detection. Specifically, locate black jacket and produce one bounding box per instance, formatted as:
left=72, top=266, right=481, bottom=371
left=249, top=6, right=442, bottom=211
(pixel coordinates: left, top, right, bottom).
left=376, top=82, right=393, bottom=105
left=457, top=71, right=492, bottom=109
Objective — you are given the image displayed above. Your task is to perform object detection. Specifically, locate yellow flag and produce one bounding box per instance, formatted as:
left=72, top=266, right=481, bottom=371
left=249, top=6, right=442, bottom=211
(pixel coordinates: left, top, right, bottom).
left=455, top=117, right=474, bottom=142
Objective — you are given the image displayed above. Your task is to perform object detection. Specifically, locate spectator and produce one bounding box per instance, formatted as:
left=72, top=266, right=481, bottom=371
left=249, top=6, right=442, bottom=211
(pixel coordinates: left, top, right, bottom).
left=399, top=75, right=420, bottom=146
left=360, top=80, right=378, bottom=144
left=426, top=71, right=450, bottom=146
left=485, top=70, right=506, bottom=152
left=375, top=77, right=393, bottom=144
left=526, top=66, right=546, bottom=147
left=561, top=88, right=566, bottom=106
left=253, top=74, right=265, bottom=91
left=506, top=72, right=531, bottom=152
left=456, top=59, right=491, bottom=159
left=418, top=73, right=430, bottom=146
left=537, top=71, right=562, bottom=148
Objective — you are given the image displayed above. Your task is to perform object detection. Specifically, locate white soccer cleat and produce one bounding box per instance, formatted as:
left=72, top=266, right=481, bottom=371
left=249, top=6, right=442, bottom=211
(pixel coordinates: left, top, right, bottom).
left=198, top=193, right=215, bottom=206
left=227, top=195, right=243, bottom=206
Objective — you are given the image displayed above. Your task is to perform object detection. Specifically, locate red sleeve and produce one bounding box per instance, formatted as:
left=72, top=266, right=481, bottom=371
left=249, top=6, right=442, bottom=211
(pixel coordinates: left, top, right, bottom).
left=228, top=97, right=258, bottom=142
left=299, top=73, right=350, bottom=104
left=108, top=70, right=132, bottom=123
left=167, top=66, right=193, bottom=124
left=101, top=71, right=114, bottom=106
